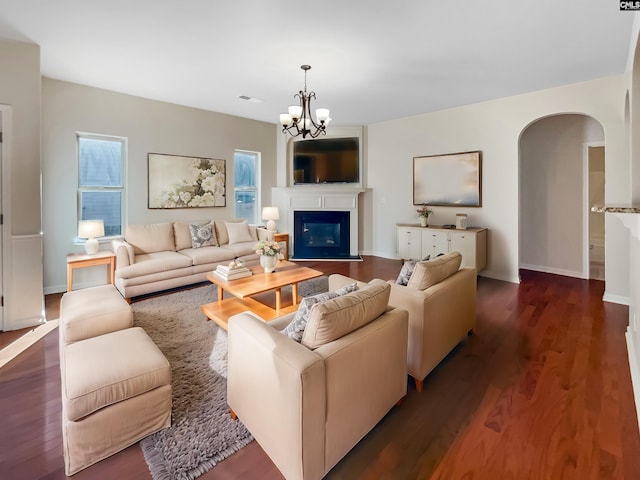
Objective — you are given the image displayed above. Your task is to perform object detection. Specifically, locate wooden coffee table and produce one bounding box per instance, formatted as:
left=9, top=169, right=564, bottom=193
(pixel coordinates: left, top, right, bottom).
left=200, top=260, right=323, bottom=330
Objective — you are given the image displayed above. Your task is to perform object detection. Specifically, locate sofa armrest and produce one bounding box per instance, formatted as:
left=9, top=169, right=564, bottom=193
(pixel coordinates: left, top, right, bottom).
left=227, top=312, right=326, bottom=480
left=389, top=267, right=476, bottom=382
left=111, top=239, right=134, bottom=269
left=256, top=227, right=274, bottom=242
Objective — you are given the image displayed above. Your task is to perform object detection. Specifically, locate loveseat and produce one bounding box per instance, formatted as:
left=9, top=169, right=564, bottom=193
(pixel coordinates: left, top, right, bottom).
left=227, top=277, right=409, bottom=480
left=330, top=251, right=476, bottom=392
left=111, top=219, right=273, bottom=300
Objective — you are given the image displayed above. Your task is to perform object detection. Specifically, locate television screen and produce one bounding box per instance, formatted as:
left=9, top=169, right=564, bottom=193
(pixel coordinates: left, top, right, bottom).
left=293, top=137, right=359, bottom=184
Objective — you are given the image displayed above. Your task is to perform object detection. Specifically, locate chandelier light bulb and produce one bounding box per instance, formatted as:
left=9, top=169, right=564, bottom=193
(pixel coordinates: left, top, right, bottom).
left=315, top=108, right=330, bottom=123
left=280, top=113, right=292, bottom=127
left=288, top=105, right=302, bottom=120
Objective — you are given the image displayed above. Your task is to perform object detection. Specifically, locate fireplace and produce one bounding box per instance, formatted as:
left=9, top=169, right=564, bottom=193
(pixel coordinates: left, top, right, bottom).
left=293, top=211, right=356, bottom=260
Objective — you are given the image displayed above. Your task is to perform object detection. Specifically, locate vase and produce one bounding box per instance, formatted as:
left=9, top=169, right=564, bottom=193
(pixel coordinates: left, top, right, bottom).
left=420, top=217, right=428, bottom=227
left=260, top=254, right=278, bottom=273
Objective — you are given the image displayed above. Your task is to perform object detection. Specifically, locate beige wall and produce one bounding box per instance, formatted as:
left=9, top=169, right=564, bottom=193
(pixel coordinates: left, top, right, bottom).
left=41, top=78, right=277, bottom=293
left=520, top=114, right=604, bottom=277
left=0, top=38, right=41, bottom=234
left=0, top=38, right=44, bottom=330
left=365, top=74, right=630, bottom=300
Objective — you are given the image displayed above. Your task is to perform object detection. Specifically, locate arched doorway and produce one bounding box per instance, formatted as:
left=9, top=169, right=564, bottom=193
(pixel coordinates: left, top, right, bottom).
left=519, top=114, right=605, bottom=280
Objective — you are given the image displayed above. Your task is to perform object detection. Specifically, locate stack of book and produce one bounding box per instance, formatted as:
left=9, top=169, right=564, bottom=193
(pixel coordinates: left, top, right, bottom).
left=214, top=264, right=252, bottom=281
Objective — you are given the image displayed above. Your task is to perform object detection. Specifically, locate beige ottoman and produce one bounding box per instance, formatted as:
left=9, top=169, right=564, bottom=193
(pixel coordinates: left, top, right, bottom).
left=61, top=327, right=172, bottom=475
left=59, top=284, right=132, bottom=346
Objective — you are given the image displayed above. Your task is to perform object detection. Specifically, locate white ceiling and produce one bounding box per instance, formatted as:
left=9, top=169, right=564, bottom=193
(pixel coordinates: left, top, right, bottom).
left=0, top=1, right=635, bottom=126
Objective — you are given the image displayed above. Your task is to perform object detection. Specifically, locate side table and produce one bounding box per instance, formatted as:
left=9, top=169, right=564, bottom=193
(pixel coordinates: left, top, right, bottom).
left=67, top=251, right=116, bottom=292
left=274, top=232, right=289, bottom=261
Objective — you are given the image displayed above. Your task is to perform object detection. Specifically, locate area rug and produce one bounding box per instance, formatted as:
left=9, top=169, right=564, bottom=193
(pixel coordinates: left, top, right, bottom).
left=133, top=276, right=328, bottom=480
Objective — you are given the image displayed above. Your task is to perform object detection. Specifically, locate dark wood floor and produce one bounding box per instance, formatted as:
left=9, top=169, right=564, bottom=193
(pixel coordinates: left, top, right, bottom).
left=1, top=257, right=639, bottom=479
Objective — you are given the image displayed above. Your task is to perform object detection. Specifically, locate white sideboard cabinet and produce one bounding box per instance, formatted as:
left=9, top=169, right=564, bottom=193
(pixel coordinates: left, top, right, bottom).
left=397, top=224, right=487, bottom=271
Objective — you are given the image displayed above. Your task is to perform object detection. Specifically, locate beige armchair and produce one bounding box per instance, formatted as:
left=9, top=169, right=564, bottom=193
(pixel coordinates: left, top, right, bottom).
left=331, top=252, right=477, bottom=393
left=226, top=279, right=408, bottom=480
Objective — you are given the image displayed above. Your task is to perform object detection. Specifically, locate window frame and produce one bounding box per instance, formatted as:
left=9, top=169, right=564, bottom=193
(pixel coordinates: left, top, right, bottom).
left=77, top=132, right=127, bottom=241
left=233, top=149, right=261, bottom=224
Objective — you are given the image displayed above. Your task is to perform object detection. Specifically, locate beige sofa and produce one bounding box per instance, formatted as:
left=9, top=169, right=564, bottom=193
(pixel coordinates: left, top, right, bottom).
left=227, top=278, right=409, bottom=480
left=111, top=219, right=273, bottom=300
left=331, top=251, right=477, bottom=392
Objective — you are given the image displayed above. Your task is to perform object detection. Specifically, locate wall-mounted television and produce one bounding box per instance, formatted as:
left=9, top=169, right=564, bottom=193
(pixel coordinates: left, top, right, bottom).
left=293, top=137, right=359, bottom=184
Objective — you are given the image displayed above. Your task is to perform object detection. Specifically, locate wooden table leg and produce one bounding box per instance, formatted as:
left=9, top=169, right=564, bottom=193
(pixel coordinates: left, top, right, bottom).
left=292, top=283, right=299, bottom=305
left=108, top=257, right=115, bottom=285
left=275, top=288, right=282, bottom=313
left=217, top=285, right=224, bottom=302
left=67, top=264, right=73, bottom=292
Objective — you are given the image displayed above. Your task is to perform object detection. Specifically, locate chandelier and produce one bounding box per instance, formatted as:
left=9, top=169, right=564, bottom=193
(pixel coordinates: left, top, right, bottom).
left=279, top=65, right=331, bottom=139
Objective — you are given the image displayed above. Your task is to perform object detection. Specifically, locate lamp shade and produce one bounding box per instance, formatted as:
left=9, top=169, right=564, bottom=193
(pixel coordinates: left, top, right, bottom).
left=262, top=207, right=280, bottom=232
left=78, top=220, right=104, bottom=254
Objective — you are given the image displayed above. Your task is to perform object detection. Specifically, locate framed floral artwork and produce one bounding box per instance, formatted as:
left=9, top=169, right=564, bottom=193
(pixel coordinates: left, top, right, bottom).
left=413, top=150, right=482, bottom=207
left=148, top=153, right=226, bottom=208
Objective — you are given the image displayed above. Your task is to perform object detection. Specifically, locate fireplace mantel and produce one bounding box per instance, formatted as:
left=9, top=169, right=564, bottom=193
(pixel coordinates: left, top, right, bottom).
left=272, top=187, right=364, bottom=258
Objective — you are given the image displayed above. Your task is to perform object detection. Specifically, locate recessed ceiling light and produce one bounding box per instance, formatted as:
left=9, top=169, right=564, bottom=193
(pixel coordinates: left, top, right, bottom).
left=238, top=95, right=263, bottom=103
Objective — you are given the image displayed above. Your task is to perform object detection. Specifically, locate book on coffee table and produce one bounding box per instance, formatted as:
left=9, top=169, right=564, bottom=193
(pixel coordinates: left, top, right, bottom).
left=214, top=266, right=252, bottom=281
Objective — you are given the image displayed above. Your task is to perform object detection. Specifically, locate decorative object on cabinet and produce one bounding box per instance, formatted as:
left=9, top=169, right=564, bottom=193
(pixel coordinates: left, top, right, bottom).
left=456, top=213, right=468, bottom=229
left=416, top=204, right=432, bottom=227
left=413, top=151, right=482, bottom=207
left=148, top=153, right=226, bottom=208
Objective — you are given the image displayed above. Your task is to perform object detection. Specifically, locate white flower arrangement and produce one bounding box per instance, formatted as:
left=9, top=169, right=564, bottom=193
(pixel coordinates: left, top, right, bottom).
left=255, top=240, right=282, bottom=257
left=155, top=158, right=225, bottom=208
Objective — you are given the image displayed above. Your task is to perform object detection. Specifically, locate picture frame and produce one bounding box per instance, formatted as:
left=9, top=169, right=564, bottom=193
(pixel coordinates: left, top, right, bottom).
left=413, top=150, right=482, bottom=207
left=148, top=153, right=226, bottom=209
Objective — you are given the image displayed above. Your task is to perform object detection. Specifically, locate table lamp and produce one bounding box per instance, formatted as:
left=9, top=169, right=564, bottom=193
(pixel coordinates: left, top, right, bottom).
left=262, top=207, right=280, bottom=232
left=78, top=219, right=105, bottom=254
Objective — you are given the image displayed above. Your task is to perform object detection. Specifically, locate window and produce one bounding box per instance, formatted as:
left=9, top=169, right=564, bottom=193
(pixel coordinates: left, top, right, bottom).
left=78, top=133, right=126, bottom=237
left=234, top=150, right=260, bottom=224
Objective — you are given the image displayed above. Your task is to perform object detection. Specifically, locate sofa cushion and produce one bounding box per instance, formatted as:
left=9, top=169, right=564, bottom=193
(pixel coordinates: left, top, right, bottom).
left=189, top=223, right=217, bottom=248
left=126, top=223, right=175, bottom=254
left=214, top=219, right=244, bottom=245
left=281, top=283, right=357, bottom=343
left=407, top=251, right=462, bottom=290
left=226, top=221, right=253, bottom=244
left=179, top=245, right=240, bottom=266
left=115, top=251, right=193, bottom=279
left=396, top=255, right=430, bottom=286
left=302, top=280, right=390, bottom=349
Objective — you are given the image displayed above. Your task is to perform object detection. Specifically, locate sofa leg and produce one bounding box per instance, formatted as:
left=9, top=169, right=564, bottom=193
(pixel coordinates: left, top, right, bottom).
left=395, top=395, right=406, bottom=407
left=230, top=408, right=237, bottom=420
left=414, top=378, right=423, bottom=393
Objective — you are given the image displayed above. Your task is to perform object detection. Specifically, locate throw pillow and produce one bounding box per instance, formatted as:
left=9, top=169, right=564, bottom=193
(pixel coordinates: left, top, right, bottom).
left=189, top=223, right=216, bottom=248
left=225, top=221, right=253, bottom=244
left=281, top=291, right=340, bottom=343
left=281, top=282, right=358, bottom=343
left=396, top=255, right=430, bottom=286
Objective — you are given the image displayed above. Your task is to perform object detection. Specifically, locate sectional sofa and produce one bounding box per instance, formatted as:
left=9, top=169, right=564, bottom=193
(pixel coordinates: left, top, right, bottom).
left=111, top=219, right=273, bottom=300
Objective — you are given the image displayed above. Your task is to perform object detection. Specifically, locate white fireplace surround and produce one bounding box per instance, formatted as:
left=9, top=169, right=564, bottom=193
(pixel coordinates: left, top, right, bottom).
left=272, top=187, right=364, bottom=258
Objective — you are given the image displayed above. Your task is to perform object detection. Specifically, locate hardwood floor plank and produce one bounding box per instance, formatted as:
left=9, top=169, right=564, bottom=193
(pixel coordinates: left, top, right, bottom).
left=1, top=261, right=639, bottom=479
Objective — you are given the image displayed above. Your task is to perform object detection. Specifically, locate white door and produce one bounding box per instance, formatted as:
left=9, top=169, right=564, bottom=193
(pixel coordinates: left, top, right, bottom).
left=449, top=231, right=475, bottom=268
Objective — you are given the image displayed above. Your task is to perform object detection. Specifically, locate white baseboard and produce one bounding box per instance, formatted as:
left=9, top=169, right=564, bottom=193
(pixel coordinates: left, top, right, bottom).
left=519, top=263, right=585, bottom=279
left=603, top=292, right=630, bottom=306
left=626, top=328, right=640, bottom=433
